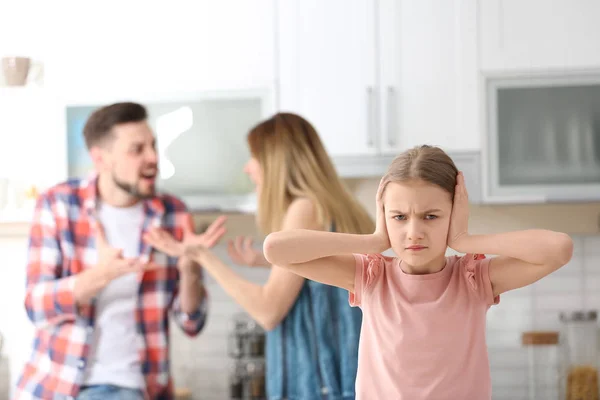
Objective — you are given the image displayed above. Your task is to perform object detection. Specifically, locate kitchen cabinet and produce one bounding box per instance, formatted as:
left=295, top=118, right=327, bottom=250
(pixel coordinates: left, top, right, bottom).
left=482, top=72, right=600, bottom=203
left=479, top=0, right=600, bottom=72
left=277, top=0, right=480, bottom=159
left=379, top=0, right=479, bottom=153
left=44, top=1, right=277, bottom=96
left=0, top=89, right=66, bottom=192
left=277, top=0, right=379, bottom=157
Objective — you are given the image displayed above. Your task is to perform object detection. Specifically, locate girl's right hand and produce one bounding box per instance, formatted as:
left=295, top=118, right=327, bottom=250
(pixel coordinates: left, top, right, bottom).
left=372, top=177, right=391, bottom=253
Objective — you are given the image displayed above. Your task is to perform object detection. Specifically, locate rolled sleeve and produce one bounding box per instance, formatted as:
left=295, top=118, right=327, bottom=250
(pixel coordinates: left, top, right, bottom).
left=25, top=194, right=77, bottom=328
left=171, top=288, right=209, bottom=336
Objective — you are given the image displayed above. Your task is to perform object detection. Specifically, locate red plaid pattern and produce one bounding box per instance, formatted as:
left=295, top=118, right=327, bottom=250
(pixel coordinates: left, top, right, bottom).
left=14, top=174, right=207, bottom=400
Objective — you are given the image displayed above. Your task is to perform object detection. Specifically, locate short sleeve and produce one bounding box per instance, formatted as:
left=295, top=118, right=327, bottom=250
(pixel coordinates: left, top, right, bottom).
left=462, top=254, right=500, bottom=307
left=349, top=253, right=385, bottom=307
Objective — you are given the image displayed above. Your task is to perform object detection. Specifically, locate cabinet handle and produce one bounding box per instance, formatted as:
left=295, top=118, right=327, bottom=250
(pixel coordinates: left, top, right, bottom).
left=387, top=86, right=397, bottom=148
left=366, top=87, right=377, bottom=148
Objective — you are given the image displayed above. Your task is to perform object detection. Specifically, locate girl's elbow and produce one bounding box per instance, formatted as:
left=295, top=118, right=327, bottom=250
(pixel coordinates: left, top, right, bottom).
left=554, top=232, right=574, bottom=267
left=263, top=233, right=283, bottom=266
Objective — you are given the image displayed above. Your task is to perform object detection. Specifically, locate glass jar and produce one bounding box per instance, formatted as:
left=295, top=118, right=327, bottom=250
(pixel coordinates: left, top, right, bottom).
left=246, top=321, right=265, bottom=357
left=246, top=359, right=266, bottom=400
left=560, top=310, right=600, bottom=400
left=522, top=331, right=560, bottom=400
left=228, top=359, right=266, bottom=400
left=228, top=319, right=248, bottom=359
left=229, top=361, right=245, bottom=400
left=228, top=313, right=266, bottom=359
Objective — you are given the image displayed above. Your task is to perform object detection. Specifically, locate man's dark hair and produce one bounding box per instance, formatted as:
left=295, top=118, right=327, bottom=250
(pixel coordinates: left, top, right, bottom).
left=83, top=102, right=148, bottom=149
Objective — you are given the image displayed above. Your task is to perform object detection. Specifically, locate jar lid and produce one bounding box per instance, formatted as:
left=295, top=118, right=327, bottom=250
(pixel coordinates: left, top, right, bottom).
left=522, top=331, right=559, bottom=345
left=559, top=310, right=597, bottom=322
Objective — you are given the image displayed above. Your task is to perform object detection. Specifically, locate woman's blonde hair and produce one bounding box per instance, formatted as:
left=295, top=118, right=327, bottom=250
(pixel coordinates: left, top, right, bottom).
left=247, top=112, right=375, bottom=235
left=381, top=145, right=459, bottom=200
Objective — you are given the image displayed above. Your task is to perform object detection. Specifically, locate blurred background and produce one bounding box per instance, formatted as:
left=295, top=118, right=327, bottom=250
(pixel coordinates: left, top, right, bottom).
left=1, top=1, right=600, bottom=398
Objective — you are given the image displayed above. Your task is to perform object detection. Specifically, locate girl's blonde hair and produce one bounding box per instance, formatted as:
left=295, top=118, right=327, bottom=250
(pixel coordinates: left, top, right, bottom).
left=381, top=145, right=459, bottom=200
left=247, top=112, right=375, bottom=235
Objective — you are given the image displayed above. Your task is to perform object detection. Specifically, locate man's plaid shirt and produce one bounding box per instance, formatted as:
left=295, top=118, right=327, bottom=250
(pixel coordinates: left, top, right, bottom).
left=14, top=174, right=207, bottom=400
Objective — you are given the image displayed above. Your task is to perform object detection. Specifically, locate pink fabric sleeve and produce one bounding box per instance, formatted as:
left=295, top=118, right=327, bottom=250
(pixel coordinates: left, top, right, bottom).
left=463, top=254, right=500, bottom=307
left=349, top=253, right=384, bottom=307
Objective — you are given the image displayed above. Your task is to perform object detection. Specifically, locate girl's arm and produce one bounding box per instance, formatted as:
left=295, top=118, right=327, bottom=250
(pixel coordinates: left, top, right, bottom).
left=453, top=230, right=572, bottom=297
left=448, top=173, right=574, bottom=297
left=264, top=182, right=390, bottom=291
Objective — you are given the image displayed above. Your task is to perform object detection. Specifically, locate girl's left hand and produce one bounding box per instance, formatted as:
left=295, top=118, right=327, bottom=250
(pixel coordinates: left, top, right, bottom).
left=447, top=171, right=470, bottom=251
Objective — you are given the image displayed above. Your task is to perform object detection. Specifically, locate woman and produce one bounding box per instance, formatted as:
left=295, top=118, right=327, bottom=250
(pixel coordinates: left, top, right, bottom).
left=145, top=112, right=374, bottom=400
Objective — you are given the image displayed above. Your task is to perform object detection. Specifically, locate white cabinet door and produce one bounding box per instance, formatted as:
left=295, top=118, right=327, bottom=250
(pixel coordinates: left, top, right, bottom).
left=0, top=90, right=67, bottom=189
left=277, top=0, right=379, bottom=157
left=380, top=0, right=480, bottom=153
left=46, top=1, right=276, bottom=95
left=480, top=0, right=600, bottom=72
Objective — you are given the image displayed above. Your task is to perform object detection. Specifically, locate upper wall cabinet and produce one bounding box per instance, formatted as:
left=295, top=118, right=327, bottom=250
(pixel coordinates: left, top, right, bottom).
left=480, top=0, right=600, bottom=72
left=379, top=0, right=479, bottom=153
left=277, top=0, right=480, bottom=159
left=42, top=1, right=277, bottom=96
left=277, top=0, right=379, bottom=157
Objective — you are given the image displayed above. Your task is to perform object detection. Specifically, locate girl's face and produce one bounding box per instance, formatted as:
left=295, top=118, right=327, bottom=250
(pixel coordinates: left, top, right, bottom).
left=383, top=179, right=453, bottom=273
left=243, top=157, right=263, bottom=192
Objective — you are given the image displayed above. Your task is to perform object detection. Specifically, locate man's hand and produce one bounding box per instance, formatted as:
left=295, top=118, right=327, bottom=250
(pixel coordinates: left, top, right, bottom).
left=96, top=222, right=148, bottom=281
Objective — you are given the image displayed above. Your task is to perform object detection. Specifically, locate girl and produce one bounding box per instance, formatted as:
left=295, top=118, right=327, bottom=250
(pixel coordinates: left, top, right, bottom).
left=145, top=113, right=374, bottom=400
left=262, top=145, right=574, bottom=399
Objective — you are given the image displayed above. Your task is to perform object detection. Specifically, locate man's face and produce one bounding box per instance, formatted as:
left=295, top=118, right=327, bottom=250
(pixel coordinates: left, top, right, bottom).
left=94, top=121, right=159, bottom=199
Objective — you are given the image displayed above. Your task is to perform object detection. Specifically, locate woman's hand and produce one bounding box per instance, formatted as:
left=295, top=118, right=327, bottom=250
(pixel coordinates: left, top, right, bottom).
left=143, top=216, right=228, bottom=257
left=143, top=228, right=185, bottom=257
left=227, top=236, right=270, bottom=267
left=185, top=216, right=227, bottom=249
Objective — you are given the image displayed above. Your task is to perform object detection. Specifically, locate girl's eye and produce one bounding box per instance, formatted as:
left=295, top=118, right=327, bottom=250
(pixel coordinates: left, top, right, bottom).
left=425, top=215, right=438, bottom=220
left=393, top=215, right=406, bottom=221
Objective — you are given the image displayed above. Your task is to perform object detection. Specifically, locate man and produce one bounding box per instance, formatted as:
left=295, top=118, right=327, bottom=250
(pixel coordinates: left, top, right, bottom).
left=14, top=102, right=226, bottom=400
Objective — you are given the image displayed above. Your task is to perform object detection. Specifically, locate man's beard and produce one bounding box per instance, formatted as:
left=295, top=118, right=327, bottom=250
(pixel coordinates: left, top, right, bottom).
left=112, top=172, right=155, bottom=200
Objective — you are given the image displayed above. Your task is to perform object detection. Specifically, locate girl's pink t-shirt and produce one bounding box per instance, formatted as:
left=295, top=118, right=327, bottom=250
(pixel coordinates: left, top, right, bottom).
left=349, top=253, right=499, bottom=400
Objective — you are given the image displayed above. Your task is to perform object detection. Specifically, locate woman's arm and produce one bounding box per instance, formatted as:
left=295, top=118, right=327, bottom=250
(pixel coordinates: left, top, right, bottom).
left=188, top=249, right=303, bottom=330
left=147, top=199, right=359, bottom=330
left=448, top=173, right=573, bottom=297
left=192, top=198, right=335, bottom=330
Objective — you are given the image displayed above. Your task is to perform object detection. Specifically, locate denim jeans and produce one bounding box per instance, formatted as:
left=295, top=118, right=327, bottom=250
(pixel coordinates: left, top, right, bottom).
left=76, top=385, right=145, bottom=400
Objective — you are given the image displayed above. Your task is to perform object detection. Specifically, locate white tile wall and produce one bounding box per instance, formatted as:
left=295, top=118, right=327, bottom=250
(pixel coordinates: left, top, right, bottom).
left=487, top=235, right=600, bottom=400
